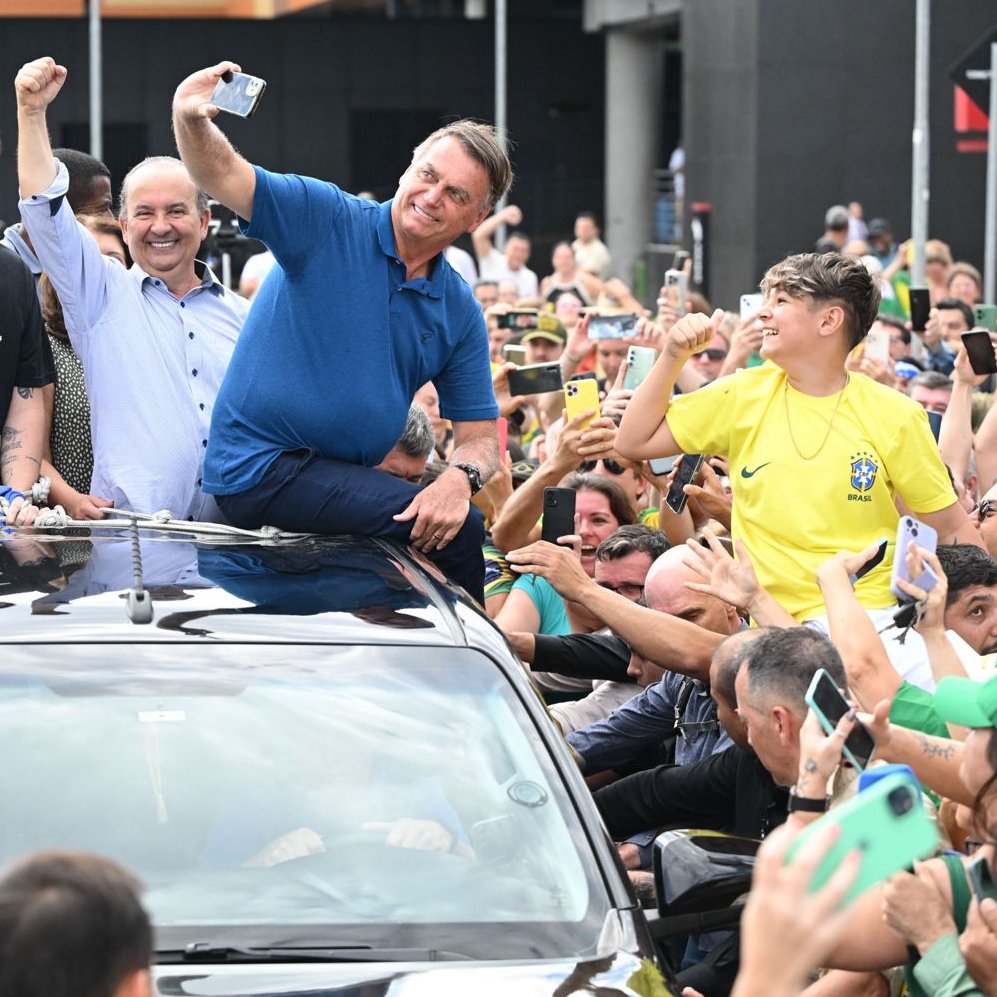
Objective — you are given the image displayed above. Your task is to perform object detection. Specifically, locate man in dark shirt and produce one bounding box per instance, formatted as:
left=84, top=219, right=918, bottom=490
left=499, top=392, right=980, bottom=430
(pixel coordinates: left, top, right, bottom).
left=0, top=250, right=53, bottom=525
left=594, top=627, right=849, bottom=842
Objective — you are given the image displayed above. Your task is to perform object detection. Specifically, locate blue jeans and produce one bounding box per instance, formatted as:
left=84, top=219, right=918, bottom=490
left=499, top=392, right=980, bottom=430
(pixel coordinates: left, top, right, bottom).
left=217, top=450, right=485, bottom=603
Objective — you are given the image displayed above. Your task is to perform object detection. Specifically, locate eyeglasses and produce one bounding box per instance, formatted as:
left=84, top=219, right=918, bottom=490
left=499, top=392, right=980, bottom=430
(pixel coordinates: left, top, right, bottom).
left=578, top=459, right=628, bottom=475
left=597, top=581, right=645, bottom=599
left=976, top=499, right=996, bottom=523
left=925, top=257, right=948, bottom=266
left=694, top=349, right=728, bottom=361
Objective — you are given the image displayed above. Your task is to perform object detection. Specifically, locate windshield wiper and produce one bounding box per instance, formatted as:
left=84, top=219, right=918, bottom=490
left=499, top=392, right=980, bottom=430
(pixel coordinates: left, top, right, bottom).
left=159, top=942, right=472, bottom=963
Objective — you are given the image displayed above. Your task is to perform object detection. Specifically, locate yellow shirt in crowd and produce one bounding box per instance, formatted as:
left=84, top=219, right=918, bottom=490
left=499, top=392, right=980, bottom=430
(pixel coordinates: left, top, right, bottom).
left=667, top=364, right=956, bottom=622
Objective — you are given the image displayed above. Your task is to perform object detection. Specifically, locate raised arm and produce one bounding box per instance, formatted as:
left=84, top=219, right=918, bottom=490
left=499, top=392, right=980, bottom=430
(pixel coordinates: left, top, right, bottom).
left=471, top=204, right=521, bottom=262
left=172, top=61, right=257, bottom=221
left=616, top=309, right=724, bottom=461
left=14, top=57, right=64, bottom=197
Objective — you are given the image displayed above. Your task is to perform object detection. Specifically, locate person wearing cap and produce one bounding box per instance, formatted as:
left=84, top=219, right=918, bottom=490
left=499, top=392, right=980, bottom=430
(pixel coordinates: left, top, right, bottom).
left=521, top=318, right=566, bottom=366
left=816, top=204, right=850, bottom=253
left=867, top=218, right=897, bottom=269
left=814, top=670, right=997, bottom=996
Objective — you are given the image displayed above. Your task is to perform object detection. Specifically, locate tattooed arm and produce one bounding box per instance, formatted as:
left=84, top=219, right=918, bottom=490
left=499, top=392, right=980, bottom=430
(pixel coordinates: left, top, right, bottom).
left=866, top=700, right=970, bottom=804
left=2, top=386, right=46, bottom=525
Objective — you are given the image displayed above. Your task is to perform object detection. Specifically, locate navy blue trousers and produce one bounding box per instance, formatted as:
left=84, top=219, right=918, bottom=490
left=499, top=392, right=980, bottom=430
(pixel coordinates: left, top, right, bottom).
left=217, top=450, right=485, bottom=604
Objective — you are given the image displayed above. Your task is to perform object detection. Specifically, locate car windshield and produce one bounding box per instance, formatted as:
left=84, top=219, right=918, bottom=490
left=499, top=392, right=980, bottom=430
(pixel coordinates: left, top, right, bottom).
left=0, top=645, right=610, bottom=959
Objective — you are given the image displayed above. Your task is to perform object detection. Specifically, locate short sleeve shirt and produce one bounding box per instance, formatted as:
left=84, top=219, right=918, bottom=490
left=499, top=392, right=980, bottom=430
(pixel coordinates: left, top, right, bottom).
left=0, top=249, right=54, bottom=426
left=204, top=167, right=498, bottom=495
left=667, top=365, right=956, bottom=621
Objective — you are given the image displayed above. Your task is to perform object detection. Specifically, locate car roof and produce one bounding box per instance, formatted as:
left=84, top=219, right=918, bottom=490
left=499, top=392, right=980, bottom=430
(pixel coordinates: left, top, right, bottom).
left=0, top=525, right=507, bottom=653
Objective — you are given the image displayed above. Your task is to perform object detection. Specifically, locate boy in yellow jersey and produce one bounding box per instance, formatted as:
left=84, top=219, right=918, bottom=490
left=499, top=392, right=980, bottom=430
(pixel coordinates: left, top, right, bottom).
left=617, top=252, right=980, bottom=623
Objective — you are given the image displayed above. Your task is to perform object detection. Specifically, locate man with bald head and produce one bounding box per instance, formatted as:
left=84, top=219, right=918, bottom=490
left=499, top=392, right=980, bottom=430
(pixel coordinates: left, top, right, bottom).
left=506, top=542, right=742, bottom=766
left=15, top=57, right=247, bottom=520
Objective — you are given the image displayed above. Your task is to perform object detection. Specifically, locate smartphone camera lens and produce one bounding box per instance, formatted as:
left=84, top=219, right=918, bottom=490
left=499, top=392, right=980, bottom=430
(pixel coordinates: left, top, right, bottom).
left=887, top=786, right=914, bottom=817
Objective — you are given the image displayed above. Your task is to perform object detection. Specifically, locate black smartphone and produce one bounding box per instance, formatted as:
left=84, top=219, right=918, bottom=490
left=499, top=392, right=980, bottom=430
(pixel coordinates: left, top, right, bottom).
left=664, top=453, right=705, bottom=515
left=541, top=487, right=576, bottom=546
left=968, top=854, right=997, bottom=903
left=506, top=362, right=564, bottom=397
left=211, top=71, right=267, bottom=118
left=909, top=288, right=931, bottom=334
left=497, top=310, right=539, bottom=330
left=672, top=250, right=690, bottom=271
left=850, top=538, right=889, bottom=584
left=804, top=669, right=876, bottom=770
left=962, top=330, right=997, bottom=375
left=649, top=455, right=680, bottom=477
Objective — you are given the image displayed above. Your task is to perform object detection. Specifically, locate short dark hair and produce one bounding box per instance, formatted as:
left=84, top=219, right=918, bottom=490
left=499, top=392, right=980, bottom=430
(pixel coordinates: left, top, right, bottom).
left=935, top=297, right=975, bottom=331
left=560, top=471, right=637, bottom=529
left=595, top=524, right=670, bottom=563
left=0, top=850, right=151, bottom=997
left=936, top=545, right=997, bottom=606
left=874, top=312, right=909, bottom=344
left=576, top=210, right=599, bottom=226
left=761, top=252, right=881, bottom=350
left=910, top=370, right=953, bottom=392
left=712, top=628, right=773, bottom=708
left=507, top=230, right=531, bottom=245
left=743, top=627, right=847, bottom=715
left=410, top=120, right=514, bottom=212
left=52, top=147, right=111, bottom=213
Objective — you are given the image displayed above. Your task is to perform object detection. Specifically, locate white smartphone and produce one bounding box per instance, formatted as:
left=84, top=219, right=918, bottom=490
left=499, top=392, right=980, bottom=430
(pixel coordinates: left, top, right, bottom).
left=863, top=328, right=890, bottom=364
left=740, top=293, right=763, bottom=321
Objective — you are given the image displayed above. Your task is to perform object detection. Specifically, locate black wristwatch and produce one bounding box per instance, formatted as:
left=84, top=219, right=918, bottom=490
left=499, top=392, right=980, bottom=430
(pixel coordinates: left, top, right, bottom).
left=453, top=463, right=483, bottom=496
left=787, top=788, right=830, bottom=814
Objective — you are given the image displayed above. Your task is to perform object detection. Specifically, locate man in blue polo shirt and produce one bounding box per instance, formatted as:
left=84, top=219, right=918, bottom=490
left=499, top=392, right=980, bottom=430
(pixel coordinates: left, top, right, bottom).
left=173, top=62, right=513, bottom=601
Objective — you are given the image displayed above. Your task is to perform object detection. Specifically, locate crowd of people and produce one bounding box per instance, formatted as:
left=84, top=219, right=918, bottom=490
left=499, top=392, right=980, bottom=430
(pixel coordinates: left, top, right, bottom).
left=3, top=52, right=997, bottom=997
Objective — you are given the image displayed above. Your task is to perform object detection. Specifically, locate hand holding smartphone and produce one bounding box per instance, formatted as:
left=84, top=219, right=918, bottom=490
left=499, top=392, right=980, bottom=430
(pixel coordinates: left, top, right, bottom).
left=664, top=454, right=705, bottom=515
left=890, top=516, right=939, bottom=603
left=962, top=330, right=997, bottom=376
left=211, top=70, right=267, bottom=118
left=786, top=772, right=938, bottom=905
left=541, top=487, right=576, bottom=546
left=804, top=668, right=876, bottom=771
left=563, top=378, right=600, bottom=428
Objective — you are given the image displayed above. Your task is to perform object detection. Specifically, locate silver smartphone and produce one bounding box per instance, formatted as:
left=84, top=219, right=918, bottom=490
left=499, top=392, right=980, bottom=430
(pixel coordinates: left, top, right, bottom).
left=211, top=71, right=267, bottom=118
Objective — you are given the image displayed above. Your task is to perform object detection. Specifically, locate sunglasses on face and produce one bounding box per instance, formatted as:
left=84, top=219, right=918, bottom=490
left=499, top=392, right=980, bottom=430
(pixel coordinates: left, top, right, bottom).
left=694, top=349, right=728, bottom=361
left=976, top=499, right=996, bottom=523
left=578, top=459, right=628, bottom=475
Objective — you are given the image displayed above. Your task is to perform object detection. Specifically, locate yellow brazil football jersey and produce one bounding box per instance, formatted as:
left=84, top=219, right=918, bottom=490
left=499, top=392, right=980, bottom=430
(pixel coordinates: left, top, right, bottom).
left=667, top=365, right=956, bottom=622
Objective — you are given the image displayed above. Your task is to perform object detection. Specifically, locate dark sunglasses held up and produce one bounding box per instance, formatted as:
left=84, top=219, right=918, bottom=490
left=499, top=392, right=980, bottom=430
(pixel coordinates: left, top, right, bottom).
left=578, top=459, right=628, bottom=475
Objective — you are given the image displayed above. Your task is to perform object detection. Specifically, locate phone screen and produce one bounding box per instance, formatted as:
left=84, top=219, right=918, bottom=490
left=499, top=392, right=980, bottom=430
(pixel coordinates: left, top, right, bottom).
left=664, top=454, right=704, bottom=515
left=808, top=671, right=875, bottom=769
left=588, top=314, right=638, bottom=340
left=962, top=330, right=997, bottom=375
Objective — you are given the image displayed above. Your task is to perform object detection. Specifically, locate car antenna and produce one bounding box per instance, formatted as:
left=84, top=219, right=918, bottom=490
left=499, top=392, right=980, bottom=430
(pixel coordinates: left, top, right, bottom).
left=125, top=516, right=154, bottom=624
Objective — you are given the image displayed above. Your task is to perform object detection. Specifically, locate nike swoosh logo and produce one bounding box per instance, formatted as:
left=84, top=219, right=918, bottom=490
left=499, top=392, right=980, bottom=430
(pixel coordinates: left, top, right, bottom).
left=740, top=462, right=771, bottom=479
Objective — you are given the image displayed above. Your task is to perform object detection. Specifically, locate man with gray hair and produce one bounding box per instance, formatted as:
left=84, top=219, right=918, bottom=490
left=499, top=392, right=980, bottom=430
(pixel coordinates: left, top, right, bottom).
left=15, top=57, right=247, bottom=522
left=172, top=60, right=514, bottom=601
left=376, top=404, right=436, bottom=484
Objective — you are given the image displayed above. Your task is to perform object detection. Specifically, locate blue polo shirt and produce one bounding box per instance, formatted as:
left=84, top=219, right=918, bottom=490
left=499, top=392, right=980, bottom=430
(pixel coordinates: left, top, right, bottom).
left=203, top=167, right=497, bottom=496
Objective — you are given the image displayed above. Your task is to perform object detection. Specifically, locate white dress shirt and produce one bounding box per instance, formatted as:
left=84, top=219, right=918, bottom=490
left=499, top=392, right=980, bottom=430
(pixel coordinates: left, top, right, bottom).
left=21, top=161, right=248, bottom=521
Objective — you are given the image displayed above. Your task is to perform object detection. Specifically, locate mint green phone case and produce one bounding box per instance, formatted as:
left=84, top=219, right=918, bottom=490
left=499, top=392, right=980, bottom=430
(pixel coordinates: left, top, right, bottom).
left=786, top=772, right=939, bottom=904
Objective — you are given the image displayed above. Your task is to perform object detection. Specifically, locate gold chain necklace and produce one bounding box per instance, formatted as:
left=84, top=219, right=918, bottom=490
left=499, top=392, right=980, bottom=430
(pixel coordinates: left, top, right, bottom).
left=783, top=375, right=849, bottom=461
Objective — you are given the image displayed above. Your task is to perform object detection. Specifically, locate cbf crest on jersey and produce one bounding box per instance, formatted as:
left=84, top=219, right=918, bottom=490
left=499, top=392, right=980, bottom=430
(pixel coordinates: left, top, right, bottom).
left=850, top=451, right=879, bottom=493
